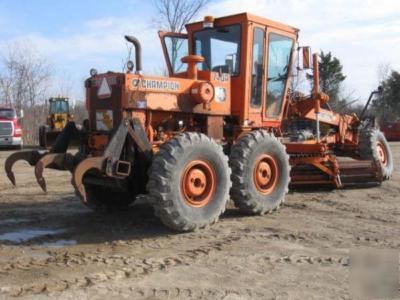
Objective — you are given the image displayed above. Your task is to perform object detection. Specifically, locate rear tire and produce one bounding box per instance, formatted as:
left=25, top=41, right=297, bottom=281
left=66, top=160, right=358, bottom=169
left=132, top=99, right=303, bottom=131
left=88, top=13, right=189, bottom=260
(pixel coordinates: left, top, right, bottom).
left=147, top=132, right=231, bottom=232
left=230, top=130, right=290, bottom=214
left=359, top=128, right=393, bottom=180
left=83, top=184, right=135, bottom=212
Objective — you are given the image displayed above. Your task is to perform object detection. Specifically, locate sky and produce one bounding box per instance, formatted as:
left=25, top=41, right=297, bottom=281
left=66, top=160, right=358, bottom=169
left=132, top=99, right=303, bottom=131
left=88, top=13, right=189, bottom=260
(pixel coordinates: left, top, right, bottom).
left=0, top=0, right=399, bottom=104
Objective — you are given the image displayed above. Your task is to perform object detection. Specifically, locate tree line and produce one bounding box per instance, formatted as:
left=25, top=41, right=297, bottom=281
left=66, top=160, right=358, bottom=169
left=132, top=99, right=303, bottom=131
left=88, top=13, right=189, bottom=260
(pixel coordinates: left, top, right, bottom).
left=0, top=43, right=87, bottom=144
left=306, top=51, right=399, bottom=121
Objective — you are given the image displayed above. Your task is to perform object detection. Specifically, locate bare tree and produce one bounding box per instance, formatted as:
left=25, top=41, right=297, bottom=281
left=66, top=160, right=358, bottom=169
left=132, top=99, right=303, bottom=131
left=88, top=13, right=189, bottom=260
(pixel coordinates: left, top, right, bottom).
left=154, top=0, right=209, bottom=33
left=122, top=41, right=133, bottom=72
left=0, top=42, right=52, bottom=109
left=152, top=0, right=209, bottom=71
left=377, top=62, right=391, bottom=84
left=70, top=101, right=88, bottom=125
left=0, top=42, right=52, bottom=144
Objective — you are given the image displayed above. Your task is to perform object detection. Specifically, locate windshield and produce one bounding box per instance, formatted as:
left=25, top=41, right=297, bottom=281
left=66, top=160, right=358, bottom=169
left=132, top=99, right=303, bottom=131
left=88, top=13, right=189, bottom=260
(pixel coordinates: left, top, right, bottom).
left=193, top=24, right=241, bottom=75
left=50, top=100, right=69, bottom=114
left=0, top=109, right=16, bottom=119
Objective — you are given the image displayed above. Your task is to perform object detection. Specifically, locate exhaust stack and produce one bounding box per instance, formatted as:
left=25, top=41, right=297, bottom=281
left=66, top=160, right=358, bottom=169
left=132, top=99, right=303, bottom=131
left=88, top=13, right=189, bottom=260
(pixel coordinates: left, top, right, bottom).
left=124, top=35, right=143, bottom=74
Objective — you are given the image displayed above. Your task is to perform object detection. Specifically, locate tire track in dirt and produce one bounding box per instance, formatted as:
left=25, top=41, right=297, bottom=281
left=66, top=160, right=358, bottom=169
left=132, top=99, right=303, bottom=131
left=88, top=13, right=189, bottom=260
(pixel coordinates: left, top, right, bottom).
left=1, top=210, right=397, bottom=297
left=0, top=228, right=237, bottom=274
left=1, top=227, right=352, bottom=298
left=285, top=193, right=399, bottom=225
left=236, top=225, right=400, bottom=250
left=0, top=228, right=338, bottom=275
left=0, top=252, right=350, bottom=298
left=253, top=254, right=349, bottom=266
left=56, top=286, right=271, bottom=300
left=0, top=235, right=242, bottom=297
left=257, top=230, right=399, bottom=249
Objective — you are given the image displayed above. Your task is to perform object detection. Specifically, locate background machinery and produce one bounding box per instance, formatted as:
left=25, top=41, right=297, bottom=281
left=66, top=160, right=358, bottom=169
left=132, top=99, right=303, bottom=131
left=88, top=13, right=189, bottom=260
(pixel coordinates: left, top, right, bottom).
left=357, top=87, right=400, bottom=141
left=39, top=97, right=71, bottom=148
left=380, top=121, right=400, bottom=141
left=5, top=13, right=393, bottom=231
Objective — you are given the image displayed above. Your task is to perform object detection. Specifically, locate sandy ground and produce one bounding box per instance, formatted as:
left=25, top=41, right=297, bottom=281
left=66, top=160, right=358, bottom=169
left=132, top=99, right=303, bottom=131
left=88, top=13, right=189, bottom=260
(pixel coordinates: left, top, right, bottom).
left=0, top=143, right=399, bottom=299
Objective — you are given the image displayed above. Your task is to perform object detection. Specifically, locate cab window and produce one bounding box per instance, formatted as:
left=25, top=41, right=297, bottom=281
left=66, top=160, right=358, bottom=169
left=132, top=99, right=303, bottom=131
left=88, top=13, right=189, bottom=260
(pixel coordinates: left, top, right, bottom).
left=193, top=24, right=241, bottom=75
left=266, top=33, right=293, bottom=118
left=164, top=36, right=188, bottom=74
left=0, top=109, right=16, bottom=119
left=250, top=28, right=265, bottom=107
left=50, top=100, right=69, bottom=114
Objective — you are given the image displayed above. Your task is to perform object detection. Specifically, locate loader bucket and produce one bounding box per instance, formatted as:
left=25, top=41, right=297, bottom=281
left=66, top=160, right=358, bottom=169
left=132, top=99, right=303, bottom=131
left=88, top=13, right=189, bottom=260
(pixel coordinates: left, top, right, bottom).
left=73, top=156, right=106, bottom=202
left=4, top=150, right=47, bottom=186
left=41, top=131, right=61, bottom=149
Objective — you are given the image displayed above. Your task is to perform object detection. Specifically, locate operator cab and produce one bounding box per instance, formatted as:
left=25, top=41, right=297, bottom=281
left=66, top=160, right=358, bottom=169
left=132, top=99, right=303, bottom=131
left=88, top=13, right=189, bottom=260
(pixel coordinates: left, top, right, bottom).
left=49, top=97, right=69, bottom=114
left=160, top=13, right=298, bottom=128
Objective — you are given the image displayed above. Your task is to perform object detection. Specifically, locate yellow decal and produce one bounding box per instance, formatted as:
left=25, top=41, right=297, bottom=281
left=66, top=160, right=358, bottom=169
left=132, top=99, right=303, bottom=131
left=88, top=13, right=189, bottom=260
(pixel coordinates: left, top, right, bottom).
left=96, top=110, right=113, bottom=131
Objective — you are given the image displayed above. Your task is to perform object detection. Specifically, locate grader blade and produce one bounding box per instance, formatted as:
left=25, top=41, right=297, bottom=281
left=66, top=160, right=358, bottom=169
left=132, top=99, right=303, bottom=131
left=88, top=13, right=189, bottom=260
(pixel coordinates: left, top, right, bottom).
left=337, top=159, right=383, bottom=187
left=4, top=150, right=47, bottom=186
left=290, top=158, right=383, bottom=188
left=73, top=157, right=106, bottom=202
left=34, top=153, right=75, bottom=192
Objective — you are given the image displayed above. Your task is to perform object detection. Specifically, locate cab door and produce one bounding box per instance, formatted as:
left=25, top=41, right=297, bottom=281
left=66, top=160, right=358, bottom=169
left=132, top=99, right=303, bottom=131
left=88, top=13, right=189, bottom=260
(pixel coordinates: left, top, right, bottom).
left=248, top=26, right=266, bottom=125
left=159, top=31, right=188, bottom=76
left=262, top=28, right=295, bottom=126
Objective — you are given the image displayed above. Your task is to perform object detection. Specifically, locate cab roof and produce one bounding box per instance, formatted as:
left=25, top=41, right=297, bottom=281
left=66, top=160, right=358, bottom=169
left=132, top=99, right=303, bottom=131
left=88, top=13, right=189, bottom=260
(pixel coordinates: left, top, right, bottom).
left=186, top=12, right=299, bottom=34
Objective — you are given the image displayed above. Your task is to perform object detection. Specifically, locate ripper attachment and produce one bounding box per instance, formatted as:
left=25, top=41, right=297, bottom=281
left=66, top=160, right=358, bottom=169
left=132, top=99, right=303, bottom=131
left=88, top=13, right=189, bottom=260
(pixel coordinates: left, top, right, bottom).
left=4, top=121, right=80, bottom=189
left=73, top=118, right=151, bottom=202
left=5, top=150, right=47, bottom=186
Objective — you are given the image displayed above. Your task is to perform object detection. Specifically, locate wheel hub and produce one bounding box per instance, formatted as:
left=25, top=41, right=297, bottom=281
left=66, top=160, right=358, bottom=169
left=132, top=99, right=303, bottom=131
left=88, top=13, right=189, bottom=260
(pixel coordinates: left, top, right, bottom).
left=185, top=168, right=207, bottom=197
left=182, top=160, right=216, bottom=207
left=256, top=161, right=272, bottom=186
left=376, top=142, right=387, bottom=166
left=253, top=154, right=278, bottom=195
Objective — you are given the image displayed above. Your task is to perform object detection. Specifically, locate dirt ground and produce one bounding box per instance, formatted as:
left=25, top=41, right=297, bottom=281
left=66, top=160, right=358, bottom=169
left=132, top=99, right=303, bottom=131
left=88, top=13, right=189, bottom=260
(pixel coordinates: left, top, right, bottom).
left=0, top=143, right=398, bottom=299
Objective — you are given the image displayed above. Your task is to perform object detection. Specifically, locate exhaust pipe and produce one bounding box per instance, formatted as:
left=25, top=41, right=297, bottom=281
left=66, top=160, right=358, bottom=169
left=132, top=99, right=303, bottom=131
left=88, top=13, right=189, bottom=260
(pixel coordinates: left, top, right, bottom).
left=124, top=35, right=143, bottom=74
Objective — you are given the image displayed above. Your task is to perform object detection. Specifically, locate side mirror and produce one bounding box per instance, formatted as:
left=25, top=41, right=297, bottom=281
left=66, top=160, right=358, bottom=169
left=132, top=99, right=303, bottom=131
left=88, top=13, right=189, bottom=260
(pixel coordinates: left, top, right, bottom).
left=302, top=47, right=312, bottom=69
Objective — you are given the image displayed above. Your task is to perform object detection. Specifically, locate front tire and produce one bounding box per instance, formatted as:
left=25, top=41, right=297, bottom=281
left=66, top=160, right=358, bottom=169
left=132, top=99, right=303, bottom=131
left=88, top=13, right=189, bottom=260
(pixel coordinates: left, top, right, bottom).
left=359, top=128, right=393, bottom=180
left=147, top=133, right=231, bottom=232
left=230, top=130, right=290, bottom=214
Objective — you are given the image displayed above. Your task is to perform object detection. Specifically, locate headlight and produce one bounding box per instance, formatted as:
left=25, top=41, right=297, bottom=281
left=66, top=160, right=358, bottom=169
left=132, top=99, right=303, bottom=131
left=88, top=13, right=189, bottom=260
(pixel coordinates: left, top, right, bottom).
left=126, top=60, right=134, bottom=72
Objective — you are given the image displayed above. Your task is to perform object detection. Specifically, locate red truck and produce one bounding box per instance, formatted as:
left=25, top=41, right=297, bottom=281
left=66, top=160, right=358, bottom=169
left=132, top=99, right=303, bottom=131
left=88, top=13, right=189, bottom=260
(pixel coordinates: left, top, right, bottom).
left=0, top=107, right=23, bottom=148
left=380, top=121, right=400, bottom=141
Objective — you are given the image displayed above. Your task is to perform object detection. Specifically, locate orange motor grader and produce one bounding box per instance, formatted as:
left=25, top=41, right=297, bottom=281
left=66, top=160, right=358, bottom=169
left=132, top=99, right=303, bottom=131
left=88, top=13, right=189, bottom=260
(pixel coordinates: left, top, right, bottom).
left=5, top=13, right=393, bottom=231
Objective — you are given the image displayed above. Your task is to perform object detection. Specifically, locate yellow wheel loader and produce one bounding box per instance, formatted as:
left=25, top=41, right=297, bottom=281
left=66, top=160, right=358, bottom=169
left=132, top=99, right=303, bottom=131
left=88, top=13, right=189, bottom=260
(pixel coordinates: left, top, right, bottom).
left=39, top=97, right=71, bottom=149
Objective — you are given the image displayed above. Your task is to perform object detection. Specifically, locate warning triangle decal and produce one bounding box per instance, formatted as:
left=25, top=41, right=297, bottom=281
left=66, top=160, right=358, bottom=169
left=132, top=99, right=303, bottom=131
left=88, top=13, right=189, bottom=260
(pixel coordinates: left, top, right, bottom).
left=98, top=77, right=112, bottom=99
